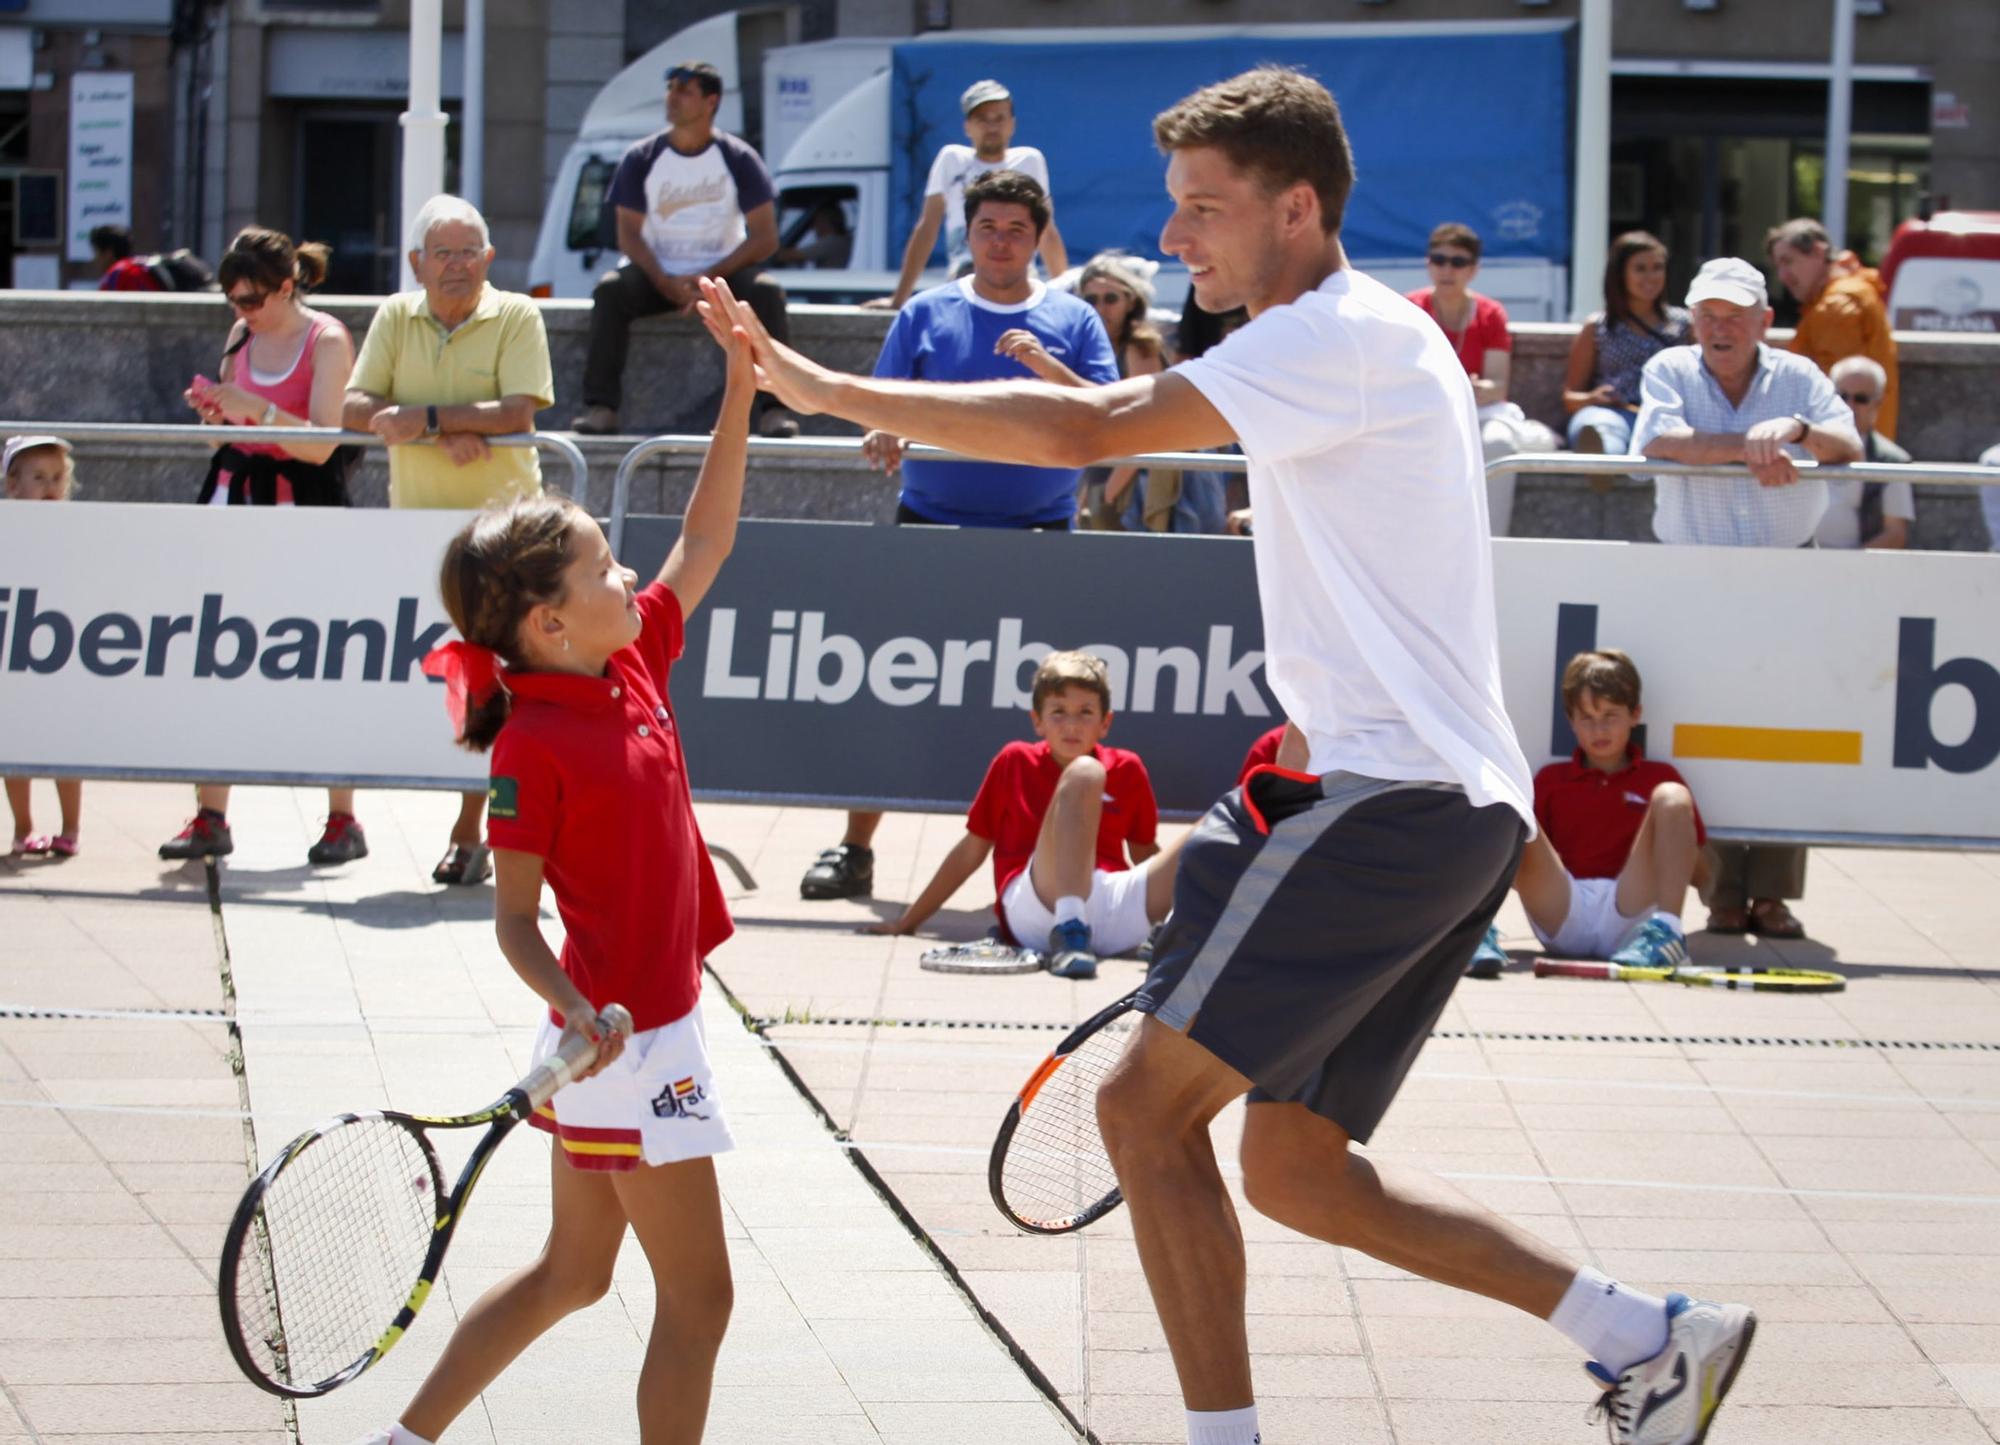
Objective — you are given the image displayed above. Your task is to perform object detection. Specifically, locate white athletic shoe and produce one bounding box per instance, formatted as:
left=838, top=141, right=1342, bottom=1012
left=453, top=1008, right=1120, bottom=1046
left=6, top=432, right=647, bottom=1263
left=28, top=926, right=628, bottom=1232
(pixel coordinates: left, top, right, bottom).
left=1586, top=1293, right=1756, bottom=1444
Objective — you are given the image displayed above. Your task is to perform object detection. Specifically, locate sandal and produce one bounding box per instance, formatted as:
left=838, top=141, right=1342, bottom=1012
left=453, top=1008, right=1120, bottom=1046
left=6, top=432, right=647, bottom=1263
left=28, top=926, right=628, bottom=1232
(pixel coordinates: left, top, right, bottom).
left=1748, top=898, right=1806, bottom=940
left=47, top=835, right=78, bottom=858
left=19, top=834, right=53, bottom=856
left=432, top=842, right=492, bottom=886
left=1705, top=905, right=1752, bottom=935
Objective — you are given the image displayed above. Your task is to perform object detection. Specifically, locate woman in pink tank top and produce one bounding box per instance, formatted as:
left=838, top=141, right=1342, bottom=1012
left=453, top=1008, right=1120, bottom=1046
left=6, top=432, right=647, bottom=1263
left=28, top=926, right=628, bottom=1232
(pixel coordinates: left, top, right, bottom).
left=188, top=227, right=356, bottom=505
left=165, top=227, right=369, bottom=866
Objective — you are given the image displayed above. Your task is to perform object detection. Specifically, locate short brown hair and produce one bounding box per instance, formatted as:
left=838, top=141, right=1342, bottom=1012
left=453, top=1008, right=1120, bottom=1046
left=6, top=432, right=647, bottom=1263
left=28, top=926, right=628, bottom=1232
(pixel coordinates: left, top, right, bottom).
left=1765, top=217, right=1829, bottom=258
left=1031, top=651, right=1112, bottom=714
left=1561, top=648, right=1642, bottom=716
left=1428, top=222, right=1482, bottom=261
left=1152, top=66, right=1355, bottom=236
left=963, top=168, right=1050, bottom=237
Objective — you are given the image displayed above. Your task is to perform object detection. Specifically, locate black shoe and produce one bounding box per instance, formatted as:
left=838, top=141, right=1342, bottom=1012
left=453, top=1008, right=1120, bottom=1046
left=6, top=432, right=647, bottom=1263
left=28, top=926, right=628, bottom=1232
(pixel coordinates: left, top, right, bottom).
left=307, top=813, right=369, bottom=866
left=800, top=844, right=873, bottom=900
left=160, top=810, right=233, bottom=860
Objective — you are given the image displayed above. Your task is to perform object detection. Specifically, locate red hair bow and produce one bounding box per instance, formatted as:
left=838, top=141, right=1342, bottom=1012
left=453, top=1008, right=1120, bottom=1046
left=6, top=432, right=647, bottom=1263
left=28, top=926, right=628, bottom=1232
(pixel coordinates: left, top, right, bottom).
left=421, top=640, right=504, bottom=736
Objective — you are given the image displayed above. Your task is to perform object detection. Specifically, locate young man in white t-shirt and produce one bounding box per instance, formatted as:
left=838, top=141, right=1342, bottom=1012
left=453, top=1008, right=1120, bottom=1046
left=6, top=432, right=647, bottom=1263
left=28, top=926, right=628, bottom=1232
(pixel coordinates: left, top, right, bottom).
left=868, top=79, right=1069, bottom=311
left=696, top=67, right=1755, bottom=1445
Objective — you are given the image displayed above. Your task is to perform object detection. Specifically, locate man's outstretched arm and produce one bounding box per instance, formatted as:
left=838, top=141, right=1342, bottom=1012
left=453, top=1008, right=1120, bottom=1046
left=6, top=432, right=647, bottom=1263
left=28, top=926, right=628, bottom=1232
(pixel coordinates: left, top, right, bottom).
left=696, top=277, right=1236, bottom=467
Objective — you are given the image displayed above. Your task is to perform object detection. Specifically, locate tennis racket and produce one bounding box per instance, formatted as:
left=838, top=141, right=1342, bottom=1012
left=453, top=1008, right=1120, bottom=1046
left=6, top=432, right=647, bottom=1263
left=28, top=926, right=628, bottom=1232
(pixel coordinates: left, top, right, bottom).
left=920, top=939, right=1045, bottom=975
left=1534, top=960, right=1845, bottom=993
left=219, top=1003, right=633, bottom=1398
left=989, top=991, right=1139, bottom=1234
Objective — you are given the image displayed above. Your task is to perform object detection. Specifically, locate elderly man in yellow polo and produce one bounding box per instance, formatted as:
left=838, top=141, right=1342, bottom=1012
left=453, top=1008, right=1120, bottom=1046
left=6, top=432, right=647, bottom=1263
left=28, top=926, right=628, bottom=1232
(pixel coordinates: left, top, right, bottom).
left=344, top=193, right=554, bottom=886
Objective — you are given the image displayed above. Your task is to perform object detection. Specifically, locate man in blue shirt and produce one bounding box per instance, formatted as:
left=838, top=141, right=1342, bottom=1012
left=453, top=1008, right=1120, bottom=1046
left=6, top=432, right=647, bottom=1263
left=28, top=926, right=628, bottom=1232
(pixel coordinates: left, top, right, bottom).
left=800, top=168, right=1119, bottom=898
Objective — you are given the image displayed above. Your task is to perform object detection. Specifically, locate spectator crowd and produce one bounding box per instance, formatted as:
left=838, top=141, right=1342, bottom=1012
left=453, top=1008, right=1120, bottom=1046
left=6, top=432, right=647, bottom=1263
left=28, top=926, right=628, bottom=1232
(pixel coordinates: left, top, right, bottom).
left=8, top=56, right=1999, bottom=967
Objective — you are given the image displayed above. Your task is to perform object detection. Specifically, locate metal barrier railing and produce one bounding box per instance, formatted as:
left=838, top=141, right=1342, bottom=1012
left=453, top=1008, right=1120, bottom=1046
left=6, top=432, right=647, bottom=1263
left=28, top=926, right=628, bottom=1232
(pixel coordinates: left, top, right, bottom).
left=607, top=434, right=1251, bottom=554
left=608, top=436, right=2000, bottom=556
left=14, top=421, right=593, bottom=511
left=1486, top=452, right=2000, bottom=490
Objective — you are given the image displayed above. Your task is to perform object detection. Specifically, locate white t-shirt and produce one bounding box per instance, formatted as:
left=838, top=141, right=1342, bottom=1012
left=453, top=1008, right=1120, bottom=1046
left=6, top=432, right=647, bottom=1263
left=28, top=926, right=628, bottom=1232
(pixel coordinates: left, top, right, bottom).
left=925, top=144, right=1051, bottom=272
left=1814, top=476, right=1916, bottom=549
left=1177, top=267, right=1535, bottom=828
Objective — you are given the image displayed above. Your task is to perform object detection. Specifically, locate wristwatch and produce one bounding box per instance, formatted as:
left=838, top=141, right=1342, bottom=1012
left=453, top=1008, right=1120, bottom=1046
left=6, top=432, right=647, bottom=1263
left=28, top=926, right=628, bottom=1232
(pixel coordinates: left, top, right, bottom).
left=259, top=400, right=278, bottom=426
left=1790, top=414, right=1812, bottom=444
left=424, top=403, right=440, bottom=437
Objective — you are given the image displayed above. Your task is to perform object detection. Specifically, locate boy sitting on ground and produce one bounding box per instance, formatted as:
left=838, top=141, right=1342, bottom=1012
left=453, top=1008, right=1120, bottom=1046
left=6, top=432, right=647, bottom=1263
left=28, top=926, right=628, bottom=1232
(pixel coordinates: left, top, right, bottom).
left=1469, top=648, right=1707, bottom=978
left=867, top=651, right=1184, bottom=979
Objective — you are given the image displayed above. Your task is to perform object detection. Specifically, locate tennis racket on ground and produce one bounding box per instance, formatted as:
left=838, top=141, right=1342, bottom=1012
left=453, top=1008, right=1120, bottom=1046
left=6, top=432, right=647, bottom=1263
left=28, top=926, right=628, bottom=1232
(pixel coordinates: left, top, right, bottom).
left=1534, top=960, right=1845, bottom=993
left=920, top=939, right=1045, bottom=975
left=989, top=991, right=1139, bottom=1234
left=218, top=1003, right=632, bottom=1398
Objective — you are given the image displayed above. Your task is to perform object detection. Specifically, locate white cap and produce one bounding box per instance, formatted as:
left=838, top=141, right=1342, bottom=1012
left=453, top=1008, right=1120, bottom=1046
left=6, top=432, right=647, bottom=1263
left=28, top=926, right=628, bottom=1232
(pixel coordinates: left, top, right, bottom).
left=1685, top=256, right=1769, bottom=310
left=3, top=434, right=71, bottom=475
left=960, top=79, right=1010, bottom=115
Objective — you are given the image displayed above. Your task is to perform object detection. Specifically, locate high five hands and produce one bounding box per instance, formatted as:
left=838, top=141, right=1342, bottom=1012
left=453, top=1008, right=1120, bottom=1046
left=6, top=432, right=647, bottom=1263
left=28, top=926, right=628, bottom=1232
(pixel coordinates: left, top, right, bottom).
left=694, top=277, right=827, bottom=417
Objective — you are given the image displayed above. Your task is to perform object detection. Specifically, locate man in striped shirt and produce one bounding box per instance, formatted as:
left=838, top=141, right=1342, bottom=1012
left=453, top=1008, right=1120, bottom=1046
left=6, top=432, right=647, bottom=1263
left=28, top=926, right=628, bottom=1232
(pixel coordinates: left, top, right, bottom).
left=1631, top=254, right=1861, bottom=941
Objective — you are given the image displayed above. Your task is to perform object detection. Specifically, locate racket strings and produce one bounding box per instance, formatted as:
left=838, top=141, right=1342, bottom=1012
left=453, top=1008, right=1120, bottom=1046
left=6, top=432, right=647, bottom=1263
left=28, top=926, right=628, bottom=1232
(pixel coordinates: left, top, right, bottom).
left=233, top=1119, right=440, bottom=1389
left=1001, top=1017, right=1133, bottom=1227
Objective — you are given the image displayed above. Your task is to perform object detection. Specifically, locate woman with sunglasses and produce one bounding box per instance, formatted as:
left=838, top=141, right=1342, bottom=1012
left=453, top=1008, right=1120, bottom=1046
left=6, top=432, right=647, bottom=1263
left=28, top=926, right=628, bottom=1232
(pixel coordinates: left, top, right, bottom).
left=1406, top=222, right=1553, bottom=535
left=162, top=226, right=369, bottom=869
left=1562, top=230, right=1691, bottom=457
left=1075, top=253, right=1167, bottom=527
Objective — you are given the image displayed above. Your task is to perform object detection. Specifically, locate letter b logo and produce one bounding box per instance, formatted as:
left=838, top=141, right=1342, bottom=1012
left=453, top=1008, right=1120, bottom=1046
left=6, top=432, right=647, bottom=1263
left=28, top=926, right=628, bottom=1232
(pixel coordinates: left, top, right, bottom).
left=1893, top=618, right=2000, bottom=774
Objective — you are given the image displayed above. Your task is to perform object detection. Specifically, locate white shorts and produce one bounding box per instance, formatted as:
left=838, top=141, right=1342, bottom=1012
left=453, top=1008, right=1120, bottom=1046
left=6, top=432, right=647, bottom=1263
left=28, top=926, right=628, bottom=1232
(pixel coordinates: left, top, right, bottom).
left=1532, top=874, right=1647, bottom=960
left=526, top=1005, right=734, bottom=1171
left=1001, top=860, right=1154, bottom=957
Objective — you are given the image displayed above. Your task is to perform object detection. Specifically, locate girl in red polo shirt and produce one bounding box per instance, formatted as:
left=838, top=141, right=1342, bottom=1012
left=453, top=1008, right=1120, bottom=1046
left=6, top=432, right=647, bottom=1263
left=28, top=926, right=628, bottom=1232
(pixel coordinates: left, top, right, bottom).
left=357, top=324, right=753, bottom=1445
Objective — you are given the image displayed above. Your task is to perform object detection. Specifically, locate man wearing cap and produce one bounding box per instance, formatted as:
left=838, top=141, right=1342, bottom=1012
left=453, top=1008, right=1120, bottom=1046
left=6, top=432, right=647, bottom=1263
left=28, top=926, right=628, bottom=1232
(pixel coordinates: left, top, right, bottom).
left=869, top=79, right=1068, bottom=312
left=573, top=60, right=797, bottom=437
left=1632, top=254, right=1861, bottom=943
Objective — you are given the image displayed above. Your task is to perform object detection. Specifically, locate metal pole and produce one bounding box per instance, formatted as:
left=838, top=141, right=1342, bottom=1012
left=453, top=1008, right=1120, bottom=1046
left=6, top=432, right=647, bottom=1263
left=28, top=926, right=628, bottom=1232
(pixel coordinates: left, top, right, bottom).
left=399, top=0, right=449, bottom=290
left=1570, top=0, right=1613, bottom=321
left=1824, top=0, right=1856, bottom=249
left=463, top=0, right=485, bottom=210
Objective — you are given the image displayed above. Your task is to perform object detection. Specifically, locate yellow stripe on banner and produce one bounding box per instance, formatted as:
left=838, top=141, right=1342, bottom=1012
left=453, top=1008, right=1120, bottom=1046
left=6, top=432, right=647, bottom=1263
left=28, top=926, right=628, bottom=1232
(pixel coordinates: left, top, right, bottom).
left=1673, top=724, right=1863, bottom=765
left=561, top=1139, right=643, bottom=1157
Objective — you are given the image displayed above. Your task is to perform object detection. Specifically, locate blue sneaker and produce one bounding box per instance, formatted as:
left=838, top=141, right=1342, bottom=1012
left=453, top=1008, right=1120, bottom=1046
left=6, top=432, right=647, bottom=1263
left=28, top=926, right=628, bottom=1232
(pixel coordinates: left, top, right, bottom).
left=1465, top=924, right=1507, bottom=979
left=1046, top=919, right=1098, bottom=979
left=1611, top=916, right=1689, bottom=971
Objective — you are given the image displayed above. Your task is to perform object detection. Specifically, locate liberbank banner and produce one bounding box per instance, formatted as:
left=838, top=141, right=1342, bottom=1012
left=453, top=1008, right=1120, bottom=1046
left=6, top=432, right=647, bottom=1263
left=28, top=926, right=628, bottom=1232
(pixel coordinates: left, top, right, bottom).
left=1, top=506, right=1995, bottom=844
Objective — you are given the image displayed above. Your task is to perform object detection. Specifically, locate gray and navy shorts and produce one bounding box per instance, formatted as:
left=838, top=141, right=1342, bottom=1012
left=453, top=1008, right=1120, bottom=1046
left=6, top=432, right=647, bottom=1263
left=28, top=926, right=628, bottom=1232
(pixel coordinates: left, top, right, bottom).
left=1133, top=767, right=1526, bottom=1144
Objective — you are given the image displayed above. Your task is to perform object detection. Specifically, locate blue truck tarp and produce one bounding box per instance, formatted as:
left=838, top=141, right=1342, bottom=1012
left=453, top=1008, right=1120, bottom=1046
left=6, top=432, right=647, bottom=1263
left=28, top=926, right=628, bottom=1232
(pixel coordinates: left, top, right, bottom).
left=891, top=22, right=1574, bottom=269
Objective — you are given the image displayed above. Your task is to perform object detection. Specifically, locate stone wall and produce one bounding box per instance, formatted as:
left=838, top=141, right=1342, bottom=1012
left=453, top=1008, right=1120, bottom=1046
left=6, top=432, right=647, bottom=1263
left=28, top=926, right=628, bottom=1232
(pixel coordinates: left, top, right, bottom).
left=4, top=292, right=1996, bottom=547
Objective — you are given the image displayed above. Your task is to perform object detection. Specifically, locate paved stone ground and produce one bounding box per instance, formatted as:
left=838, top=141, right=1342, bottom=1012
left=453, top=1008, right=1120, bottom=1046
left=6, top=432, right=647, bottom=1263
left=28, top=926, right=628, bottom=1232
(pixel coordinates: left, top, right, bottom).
left=3, top=780, right=1997, bottom=1444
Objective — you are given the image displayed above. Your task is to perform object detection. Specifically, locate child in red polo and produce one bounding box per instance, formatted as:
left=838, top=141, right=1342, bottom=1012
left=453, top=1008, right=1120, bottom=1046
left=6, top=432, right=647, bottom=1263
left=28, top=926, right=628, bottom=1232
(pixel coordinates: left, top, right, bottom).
left=1473, top=648, right=1707, bottom=976
left=364, top=315, right=754, bottom=1445
left=869, top=651, right=1186, bottom=979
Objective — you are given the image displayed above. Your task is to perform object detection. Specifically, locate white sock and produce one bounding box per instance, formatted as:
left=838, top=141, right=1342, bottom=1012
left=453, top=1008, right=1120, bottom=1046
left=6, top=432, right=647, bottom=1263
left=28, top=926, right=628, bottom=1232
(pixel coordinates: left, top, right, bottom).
left=1054, top=894, right=1087, bottom=927
left=1650, top=910, right=1685, bottom=934
left=1549, top=1267, right=1670, bottom=1375
left=1187, top=1403, right=1261, bottom=1445
left=389, top=1426, right=436, bottom=1445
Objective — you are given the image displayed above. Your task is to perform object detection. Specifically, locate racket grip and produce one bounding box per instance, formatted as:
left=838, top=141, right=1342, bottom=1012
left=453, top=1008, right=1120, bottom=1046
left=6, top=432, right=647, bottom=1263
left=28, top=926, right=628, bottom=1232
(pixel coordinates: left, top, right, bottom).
left=522, top=1003, right=634, bottom=1109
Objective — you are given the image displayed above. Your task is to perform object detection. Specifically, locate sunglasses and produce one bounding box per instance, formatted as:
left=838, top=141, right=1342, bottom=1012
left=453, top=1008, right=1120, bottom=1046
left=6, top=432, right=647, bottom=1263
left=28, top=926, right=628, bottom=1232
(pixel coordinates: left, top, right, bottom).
left=1837, top=390, right=1879, bottom=405
left=1427, top=253, right=1476, bottom=269
left=1079, top=290, right=1128, bottom=308
left=226, top=289, right=269, bottom=312
left=666, top=67, right=718, bottom=93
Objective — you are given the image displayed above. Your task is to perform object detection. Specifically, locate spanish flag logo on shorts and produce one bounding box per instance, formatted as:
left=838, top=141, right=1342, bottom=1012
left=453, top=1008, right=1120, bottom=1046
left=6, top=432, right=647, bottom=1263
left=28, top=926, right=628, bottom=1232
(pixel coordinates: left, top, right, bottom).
left=652, top=1076, right=711, bottom=1121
